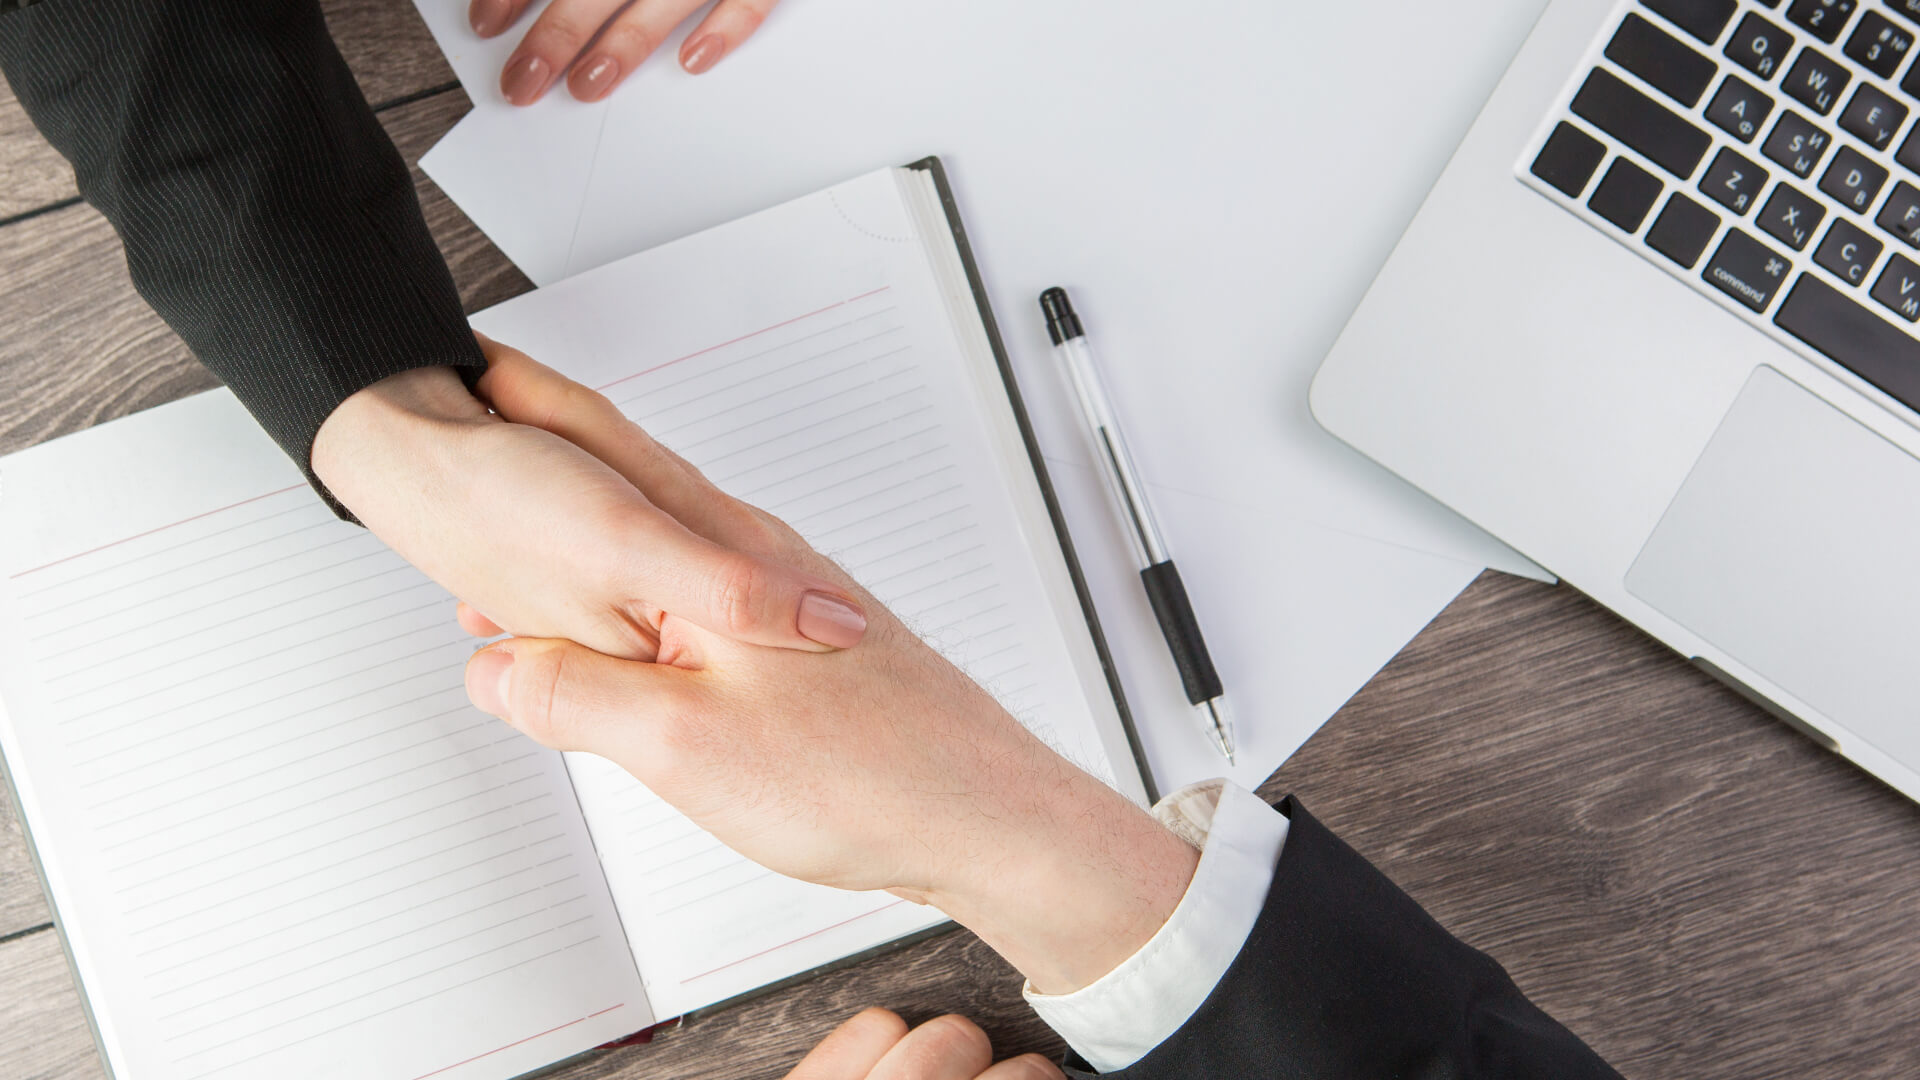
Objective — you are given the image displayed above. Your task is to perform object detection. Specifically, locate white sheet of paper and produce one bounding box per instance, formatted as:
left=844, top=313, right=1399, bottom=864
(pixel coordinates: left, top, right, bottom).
left=0, top=396, right=650, bottom=1080
left=468, top=167, right=1151, bottom=1017
left=411, top=0, right=1552, bottom=785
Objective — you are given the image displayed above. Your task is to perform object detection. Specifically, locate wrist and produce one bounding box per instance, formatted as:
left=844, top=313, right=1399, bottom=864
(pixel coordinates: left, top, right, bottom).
left=925, top=760, right=1200, bottom=996
left=313, top=366, right=495, bottom=491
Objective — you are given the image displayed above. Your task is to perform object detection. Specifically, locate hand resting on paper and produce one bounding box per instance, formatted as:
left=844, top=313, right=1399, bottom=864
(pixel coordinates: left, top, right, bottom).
left=780, top=1009, right=1063, bottom=1080
left=454, top=344, right=1200, bottom=997
left=312, top=341, right=869, bottom=661
left=470, top=0, right=784, bottom=104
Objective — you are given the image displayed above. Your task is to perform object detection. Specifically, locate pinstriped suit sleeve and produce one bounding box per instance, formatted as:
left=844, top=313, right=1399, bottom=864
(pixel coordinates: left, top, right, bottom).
left=0, top=0, right=486, bottom=515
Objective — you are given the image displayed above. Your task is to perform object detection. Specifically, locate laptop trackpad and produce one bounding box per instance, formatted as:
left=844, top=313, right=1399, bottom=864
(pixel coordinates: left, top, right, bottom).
left=1626, top=367, right=1920, bottom=761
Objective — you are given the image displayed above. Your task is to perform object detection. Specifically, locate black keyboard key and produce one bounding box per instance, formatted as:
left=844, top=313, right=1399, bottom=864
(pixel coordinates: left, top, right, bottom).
left=1762, top=111, right=1833, bottom=176
left=1872, top=253, right=1920, bottom=319
left=1899, top=122, right=1920, bottom=174
left=1815, top=218, right=1884, bottom=283
left=1571, top=68, right=1713, bottom=177
left=1775, top=274, right=1920, bottom=413
left=1902, top=44, right=1920, bottom=101
left=1783, top=49, right=1852, bottom=114
left=1786, top=0, right=1857, bottom=44
left=1700, top=146, right=1769, bottom=213
left=1725, top=12, right=1794, bottom=79
left=1843, top=10, right=1915, bottom=77
left=1876, top=181, right=1920, bottom=245
left=1607, top=13, right=1718, bottom=106
left=1589, top=156, right=1665, bottom=230
left=1888, top=0, right=1920, bottom=29
left=1820, top=145, right=1889, bottom=212
left=1646, top=192, right=1723, bottom=267
left=1530, top=122, right=1608, bottom=197
left=1759, top=183, right=1827, bottom=249
left=1838, top=84, right=1908, bottom=150
left=1703, top=228, right=1792, bottom=310
left=1644, top=0, right=1738, bottom=43
left=1706, top=75, right=1775, bottom=141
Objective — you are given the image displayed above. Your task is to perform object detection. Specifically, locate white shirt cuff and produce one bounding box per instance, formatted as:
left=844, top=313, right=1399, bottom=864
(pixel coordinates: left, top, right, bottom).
left=1023, top=780, right=1287, bottom=1073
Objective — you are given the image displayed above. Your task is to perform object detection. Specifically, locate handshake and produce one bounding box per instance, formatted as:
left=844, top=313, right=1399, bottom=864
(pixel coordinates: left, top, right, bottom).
left=312, top=339, right=1200, bottom=1078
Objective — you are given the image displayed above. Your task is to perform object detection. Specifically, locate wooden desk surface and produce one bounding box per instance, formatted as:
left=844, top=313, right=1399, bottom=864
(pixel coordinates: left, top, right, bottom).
left=2, top=4, right=1916, bottom=1078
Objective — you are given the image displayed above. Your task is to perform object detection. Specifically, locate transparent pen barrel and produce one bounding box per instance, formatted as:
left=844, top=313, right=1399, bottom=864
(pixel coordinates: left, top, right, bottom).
left=1057, top=337, right=1171, bottom=568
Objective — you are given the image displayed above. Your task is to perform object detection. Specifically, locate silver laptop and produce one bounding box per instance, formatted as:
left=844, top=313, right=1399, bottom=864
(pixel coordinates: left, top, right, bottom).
left=1314, top=0, right=1920, bottom=801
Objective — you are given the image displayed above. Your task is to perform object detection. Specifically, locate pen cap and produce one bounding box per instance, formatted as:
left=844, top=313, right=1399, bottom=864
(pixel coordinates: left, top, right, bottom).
left=1040, top=287, right=1084, bottom=345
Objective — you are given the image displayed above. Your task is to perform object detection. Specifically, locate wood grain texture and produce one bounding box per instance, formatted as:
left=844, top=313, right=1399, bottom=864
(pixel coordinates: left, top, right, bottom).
left=0, top=929, right=104, bottom=1080
left=0, top=769, right=51, bottom=939
left=1260, top=573, right=1920, bottom=1080
left=0, top=0, right=457, bottom=220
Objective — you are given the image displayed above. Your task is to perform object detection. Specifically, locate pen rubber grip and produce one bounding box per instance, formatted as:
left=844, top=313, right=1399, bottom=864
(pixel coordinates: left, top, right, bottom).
left=1140, top=561, right=1223, bottom=705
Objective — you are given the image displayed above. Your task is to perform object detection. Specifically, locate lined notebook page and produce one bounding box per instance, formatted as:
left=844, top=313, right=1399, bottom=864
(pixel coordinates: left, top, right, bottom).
left=0, top=396, right=650, bottom=1080
left=472, top=167, right=1138, bottom=1018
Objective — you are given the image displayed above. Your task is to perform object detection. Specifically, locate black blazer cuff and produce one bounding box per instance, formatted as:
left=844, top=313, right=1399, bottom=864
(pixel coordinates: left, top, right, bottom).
left=1069, top=796, right=1620, bottom=1079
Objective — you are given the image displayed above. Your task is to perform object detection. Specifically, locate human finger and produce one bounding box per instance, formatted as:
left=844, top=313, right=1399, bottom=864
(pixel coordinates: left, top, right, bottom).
left=973, top=1055, right=1066, bottom=1080
left=563, top=0, right=714, bottom=101
left=496, top=0, right=637, bottom=105
left=865, top=1016, right=994, bottom=1080
left=468, top=0, right=535, bottom=38
left=472, top=337, right=868, bottom=649
left=782, top=1008, right=910, bottom=1080
left=678, top=0, right=781, bottom=75
left=465, top=637, right=706, bottom=762
left=474, top=336, right=802, bottom=564
left=455, top=601, right=505, bottom=638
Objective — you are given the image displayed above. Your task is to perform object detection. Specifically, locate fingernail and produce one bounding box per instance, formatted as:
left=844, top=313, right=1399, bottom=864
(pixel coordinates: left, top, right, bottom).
left=682, top=34, right=725, bottom=75
left=501, top=53, right=552, bottom=106
left=469, top=0, right=513, bottom=37
left=571, top=54, right=621, bottom=101
left=797, top=592, right=868, bottom=649
left=467, top=646, right=515, bottom=719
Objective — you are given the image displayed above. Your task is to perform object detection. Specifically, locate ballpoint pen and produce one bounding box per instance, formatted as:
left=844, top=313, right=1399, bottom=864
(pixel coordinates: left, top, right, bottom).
left=1040, top=287, right=1236, bottom=763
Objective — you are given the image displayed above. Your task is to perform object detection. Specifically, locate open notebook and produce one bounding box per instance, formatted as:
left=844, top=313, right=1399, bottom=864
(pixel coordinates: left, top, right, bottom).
left=0, top=160, right=1150, bottom=1080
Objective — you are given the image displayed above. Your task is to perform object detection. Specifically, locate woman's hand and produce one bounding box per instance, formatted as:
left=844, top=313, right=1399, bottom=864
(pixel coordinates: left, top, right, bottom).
left=458, top=347, right=1199, bottom=995
left=783, top=1009, right=1063, bottom=1080
left=312, top=345, right=868, bottom=662
left=469, top=0, right=783, bottom=104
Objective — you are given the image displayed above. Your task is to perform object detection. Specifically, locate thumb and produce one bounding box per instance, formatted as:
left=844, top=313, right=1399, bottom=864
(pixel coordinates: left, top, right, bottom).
left=465, top=638, right=704, bottom=760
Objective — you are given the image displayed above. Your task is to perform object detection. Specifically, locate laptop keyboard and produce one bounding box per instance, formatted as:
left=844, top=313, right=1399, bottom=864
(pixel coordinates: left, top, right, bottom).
left=1521, top=0, right=1920, bottom=417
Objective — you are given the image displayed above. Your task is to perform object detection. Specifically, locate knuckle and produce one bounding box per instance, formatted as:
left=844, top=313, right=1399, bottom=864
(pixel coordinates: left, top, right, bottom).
left=508, top=646, right=573, bottom=746
left=920, top=1015, right=991, bottom=1063
left=529, top=9, right=595, bottom=53
left=601, top=21, right=659, bottom=59
left=708, top=553, right=773, bottom=637
left=1011, top=1054, right=1063, bottom=1080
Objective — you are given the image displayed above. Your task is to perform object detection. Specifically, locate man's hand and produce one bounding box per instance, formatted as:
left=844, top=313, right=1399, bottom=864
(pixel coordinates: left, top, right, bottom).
left=311, top=346, right=868, bottom=661
left=783, top=1009, right=1063, bottom=1080
left=469, top=0, right=783, bottom=104
left=458, top=350, right=1199, bottom=995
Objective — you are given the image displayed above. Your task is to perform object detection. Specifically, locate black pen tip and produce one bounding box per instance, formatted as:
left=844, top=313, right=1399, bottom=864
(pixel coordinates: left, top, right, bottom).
left=1039, top=287, right=1083, bottom=345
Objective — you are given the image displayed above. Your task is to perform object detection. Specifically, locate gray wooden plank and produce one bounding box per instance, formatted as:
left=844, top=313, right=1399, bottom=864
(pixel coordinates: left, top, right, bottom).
left=0, top=769, right=52, bottom=938
left=0, top=930, right=104, bottom=1080
left=1262, top=572, right=1920, bottom=1080
left=0, top=0, right=459, bottom=220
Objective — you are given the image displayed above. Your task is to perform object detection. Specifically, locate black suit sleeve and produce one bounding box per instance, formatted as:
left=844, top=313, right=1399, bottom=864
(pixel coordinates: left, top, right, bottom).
left=1074, top=798, right=1622, bottom=1079
left=0, top=0, right=486, bottom=514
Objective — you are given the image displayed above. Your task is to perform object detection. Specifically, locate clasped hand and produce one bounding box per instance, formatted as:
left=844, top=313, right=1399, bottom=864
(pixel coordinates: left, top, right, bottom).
left=321, top=341, right=1197, bottom=1072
